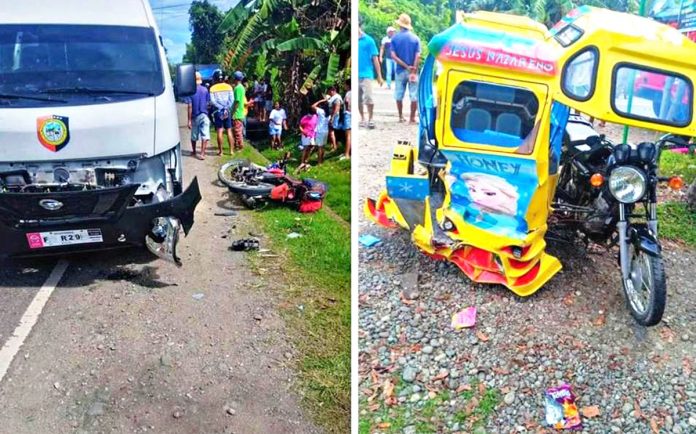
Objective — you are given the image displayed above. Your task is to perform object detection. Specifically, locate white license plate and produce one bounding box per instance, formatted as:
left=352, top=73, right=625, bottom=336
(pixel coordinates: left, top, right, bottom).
left=26, top=229, right=103, bottom=249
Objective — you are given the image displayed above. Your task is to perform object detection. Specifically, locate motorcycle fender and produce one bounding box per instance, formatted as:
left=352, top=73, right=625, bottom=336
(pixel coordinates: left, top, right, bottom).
left=630, top=226, right=661, bottom=258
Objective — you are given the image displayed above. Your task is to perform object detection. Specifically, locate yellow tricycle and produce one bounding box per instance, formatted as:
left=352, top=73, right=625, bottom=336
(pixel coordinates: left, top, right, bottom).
left=365, top=7, right=693, bottom=326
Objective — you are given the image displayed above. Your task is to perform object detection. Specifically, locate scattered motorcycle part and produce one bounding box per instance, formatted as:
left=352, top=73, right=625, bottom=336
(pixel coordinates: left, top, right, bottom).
left=229, top=238, right=260, bottom=251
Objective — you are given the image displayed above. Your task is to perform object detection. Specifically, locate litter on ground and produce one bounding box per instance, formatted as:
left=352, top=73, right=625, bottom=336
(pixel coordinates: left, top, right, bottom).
left=544, top=383, right=582, bottom=430
left=451, top=306, right=477, bottom=329
left=359, top=234, right=381, bottom=247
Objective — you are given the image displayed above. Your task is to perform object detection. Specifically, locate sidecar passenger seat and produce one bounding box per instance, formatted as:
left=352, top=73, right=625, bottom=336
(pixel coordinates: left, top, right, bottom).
left=495, top=113, right=522, bottom=136
left=465, top=108, right=492, bottom=132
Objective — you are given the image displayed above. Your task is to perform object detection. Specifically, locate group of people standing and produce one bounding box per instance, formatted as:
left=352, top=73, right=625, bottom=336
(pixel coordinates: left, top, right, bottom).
left=298, top=84, right=352, bottom=171
left=186, top=69, right=251, bottom=159
left=186, top=68, right=351, bottom=167
left=358, top=13, right=421, bottom=127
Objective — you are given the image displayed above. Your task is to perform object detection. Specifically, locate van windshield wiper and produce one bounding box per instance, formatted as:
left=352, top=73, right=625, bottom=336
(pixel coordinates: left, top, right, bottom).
left=41, top=87, right=155, bottom=96
left=0, top=93, right=67, bottom=103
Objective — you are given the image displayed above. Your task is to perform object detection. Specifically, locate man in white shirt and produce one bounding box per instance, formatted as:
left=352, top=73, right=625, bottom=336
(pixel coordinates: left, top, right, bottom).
left=268, top=101, right=288, bottom=149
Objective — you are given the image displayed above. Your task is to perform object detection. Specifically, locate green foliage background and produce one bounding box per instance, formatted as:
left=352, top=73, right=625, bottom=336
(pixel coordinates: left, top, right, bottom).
left=359, top=0, right=640, bottom=48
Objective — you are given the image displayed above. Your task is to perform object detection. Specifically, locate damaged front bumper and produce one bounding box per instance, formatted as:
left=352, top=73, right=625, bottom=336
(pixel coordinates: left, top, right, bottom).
left=0, top=178, right=201, bottom=265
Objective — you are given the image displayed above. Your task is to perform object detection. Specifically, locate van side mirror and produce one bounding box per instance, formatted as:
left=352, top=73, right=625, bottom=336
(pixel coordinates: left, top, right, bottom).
left=175, top=64, right=196, bottom=97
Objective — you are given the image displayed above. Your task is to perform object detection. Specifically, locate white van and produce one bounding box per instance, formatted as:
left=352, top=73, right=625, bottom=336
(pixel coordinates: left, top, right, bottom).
left=0, top=0, right=200, bottom=264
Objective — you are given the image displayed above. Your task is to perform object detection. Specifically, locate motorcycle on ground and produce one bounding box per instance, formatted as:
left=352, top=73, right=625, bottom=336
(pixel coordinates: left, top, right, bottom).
left=218, top=153, right=327, bottom=212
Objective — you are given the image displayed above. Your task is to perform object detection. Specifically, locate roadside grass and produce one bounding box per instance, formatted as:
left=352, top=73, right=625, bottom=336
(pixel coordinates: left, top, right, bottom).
left=658, top=201, right=696, bottom=247
left=358, top=380, right=500, bottom=433
left=656, top=151, right=696, bottom=247
left=659, top=151, right=696, bottom=183
left=213, top=134, right=350, bottom=432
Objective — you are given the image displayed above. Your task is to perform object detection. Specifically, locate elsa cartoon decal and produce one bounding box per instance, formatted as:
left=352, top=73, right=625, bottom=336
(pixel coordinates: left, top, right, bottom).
left=461, top=173, right=519, bottom=217
left=447, top=172, right=524, bottom=236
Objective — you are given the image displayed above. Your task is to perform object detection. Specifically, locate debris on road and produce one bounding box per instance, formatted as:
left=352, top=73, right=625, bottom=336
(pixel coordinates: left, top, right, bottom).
left=544, top=384, right=582, bottom=430
left=214, top=211, right=237, bottom=217
left=451, top=306, right=477, bottom=330
left=359, top=234, right=381, bottom=247
left=229, top=238, right=260, bottom=251
left=192, top=293, right=205, bottom=300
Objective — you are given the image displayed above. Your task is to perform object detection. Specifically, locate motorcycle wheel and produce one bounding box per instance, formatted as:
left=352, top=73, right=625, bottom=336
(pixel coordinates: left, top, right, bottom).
left=218, top=160, right=274, bottom=197
left=622, top=245, right=666, bottom=326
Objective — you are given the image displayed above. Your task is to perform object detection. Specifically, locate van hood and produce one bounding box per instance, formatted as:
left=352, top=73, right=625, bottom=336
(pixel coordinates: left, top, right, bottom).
left=0, top=98, right=155, bottom=162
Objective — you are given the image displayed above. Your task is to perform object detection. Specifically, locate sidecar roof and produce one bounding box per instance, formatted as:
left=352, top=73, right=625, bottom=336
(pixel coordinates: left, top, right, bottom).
left=549, top=6, right=696, bottom=136
left=549, top=6, right=694, bottom=63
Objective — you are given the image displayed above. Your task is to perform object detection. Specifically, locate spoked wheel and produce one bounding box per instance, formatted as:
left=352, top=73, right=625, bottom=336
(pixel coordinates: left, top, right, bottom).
left=622, top=245, right=666, bottom=326
left=218, top=160, right=274, bottom=198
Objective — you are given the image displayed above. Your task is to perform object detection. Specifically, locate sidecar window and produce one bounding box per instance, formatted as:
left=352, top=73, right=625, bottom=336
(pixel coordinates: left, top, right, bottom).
left=611, top=64, right=692, bottom=127
left=562, top=47, right=598, bottom=101
left=450, top=80, right=539, bottom=154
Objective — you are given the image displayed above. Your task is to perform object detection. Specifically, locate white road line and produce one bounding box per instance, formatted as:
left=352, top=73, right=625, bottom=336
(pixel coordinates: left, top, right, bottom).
left=0, top=259, right=69, bottom=383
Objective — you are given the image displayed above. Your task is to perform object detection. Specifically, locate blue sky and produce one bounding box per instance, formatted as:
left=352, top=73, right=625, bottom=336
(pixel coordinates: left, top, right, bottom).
left=151, top=0, right=241, bottom=63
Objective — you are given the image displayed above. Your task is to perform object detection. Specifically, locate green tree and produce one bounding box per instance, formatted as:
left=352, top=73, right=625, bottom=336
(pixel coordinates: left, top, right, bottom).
left=185, top=0, right=224, bottom=64
left=217, top=0, right=350, bottom=124
left=359, top=0, right=452, bottom=55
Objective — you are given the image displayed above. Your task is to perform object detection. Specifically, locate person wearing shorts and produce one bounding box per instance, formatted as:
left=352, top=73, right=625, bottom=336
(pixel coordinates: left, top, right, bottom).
left=298, top=110, right=318, bottom=171
left=305, top=97, right=330, bottom=167
left=187, top=71, right=210, bottom=160
left=210, top=69, right=234, bottom=155
left=268, top=101, right=287, bottom=149
left=390, top=13, right=421, bottom=124
left=327, top=86, right=344, bottom=151
left=358, top=19, right=383, bottom=129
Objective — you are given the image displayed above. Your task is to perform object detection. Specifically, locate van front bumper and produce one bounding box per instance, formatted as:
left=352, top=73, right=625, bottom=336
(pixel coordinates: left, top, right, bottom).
left=0, top=178, right=201, bottom=260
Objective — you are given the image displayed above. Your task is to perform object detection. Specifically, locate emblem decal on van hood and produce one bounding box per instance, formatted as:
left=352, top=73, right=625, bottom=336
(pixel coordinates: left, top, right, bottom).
left=37, top=115, right=70, bottom=152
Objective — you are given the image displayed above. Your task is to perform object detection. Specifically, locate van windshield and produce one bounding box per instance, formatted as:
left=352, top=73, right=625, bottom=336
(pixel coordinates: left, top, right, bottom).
left=450, top=81, right=540, bottom=154
left=0, top=24, right=164, bottom=107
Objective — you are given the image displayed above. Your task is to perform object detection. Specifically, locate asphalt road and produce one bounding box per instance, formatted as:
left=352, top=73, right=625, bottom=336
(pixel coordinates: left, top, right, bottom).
left=0, top=105, right=320, bottom=434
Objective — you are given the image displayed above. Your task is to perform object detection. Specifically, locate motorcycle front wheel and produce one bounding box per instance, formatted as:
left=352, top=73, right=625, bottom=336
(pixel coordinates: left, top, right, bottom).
left=622, top=245, right=666, bottom=326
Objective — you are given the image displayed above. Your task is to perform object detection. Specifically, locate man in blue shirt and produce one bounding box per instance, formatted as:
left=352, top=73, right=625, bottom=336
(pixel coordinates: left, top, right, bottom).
left=358, top=18, right=384, bottom=129
left=187, top=71, right=211, bottom=160
left=390, top=13, right=421, bottom=124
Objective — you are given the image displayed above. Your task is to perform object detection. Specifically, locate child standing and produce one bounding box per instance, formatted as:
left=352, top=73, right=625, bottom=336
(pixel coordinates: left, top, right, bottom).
left=298, top=108, right=318, bottom=171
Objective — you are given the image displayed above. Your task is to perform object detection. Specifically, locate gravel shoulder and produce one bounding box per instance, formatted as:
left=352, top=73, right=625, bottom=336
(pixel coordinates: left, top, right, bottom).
left=0, top=106, right=321, bottom=434
left=358, top=89, right=696, bottom=433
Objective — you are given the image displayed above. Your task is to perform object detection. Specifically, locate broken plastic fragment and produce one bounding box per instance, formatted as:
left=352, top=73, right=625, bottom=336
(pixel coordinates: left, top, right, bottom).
left=192, top=293, right=205, bottom=300
left=359, top=234, right=381, bottom=247
left=287, top=232, right=303, bottom=239
left=451, top=306, right=477, bottom=329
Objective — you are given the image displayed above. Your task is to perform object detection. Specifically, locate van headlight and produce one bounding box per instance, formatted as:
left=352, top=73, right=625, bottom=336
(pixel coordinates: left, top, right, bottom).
left=608, top=166, right=647, bottom=203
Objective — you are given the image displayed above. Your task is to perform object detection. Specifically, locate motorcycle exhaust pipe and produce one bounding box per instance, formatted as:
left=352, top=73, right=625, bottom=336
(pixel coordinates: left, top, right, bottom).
left=145, top=216, right=182, bottom=267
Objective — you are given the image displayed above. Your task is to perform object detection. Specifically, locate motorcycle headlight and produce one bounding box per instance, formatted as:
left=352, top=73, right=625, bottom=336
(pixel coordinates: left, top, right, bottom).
left=608, top=166, right=647, bottom=203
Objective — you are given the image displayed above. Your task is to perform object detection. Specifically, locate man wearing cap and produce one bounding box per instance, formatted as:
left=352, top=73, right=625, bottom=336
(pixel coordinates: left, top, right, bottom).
left=358, top=18, right=384, bottom=129
left=231, top=70, right=246, bottom=152
left=390, top=13, right=421, bottom=124
left=187, top=71, right=211, bottom=160
left=210, top=69, right=234, bottom=155
left=380, top=26, right=396, bottom=89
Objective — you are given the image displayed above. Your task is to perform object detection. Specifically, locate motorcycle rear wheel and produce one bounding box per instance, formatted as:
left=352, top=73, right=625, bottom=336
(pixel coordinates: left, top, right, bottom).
left=622, top=246, right=666, bottom=326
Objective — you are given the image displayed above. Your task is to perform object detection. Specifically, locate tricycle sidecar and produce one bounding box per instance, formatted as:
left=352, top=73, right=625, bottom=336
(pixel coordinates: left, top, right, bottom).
left=366, top=7, right=696, bottom=307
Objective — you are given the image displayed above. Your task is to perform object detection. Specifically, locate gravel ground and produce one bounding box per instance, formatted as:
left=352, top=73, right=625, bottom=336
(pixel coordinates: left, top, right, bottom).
left=358, top=89, right=696, bottom=433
